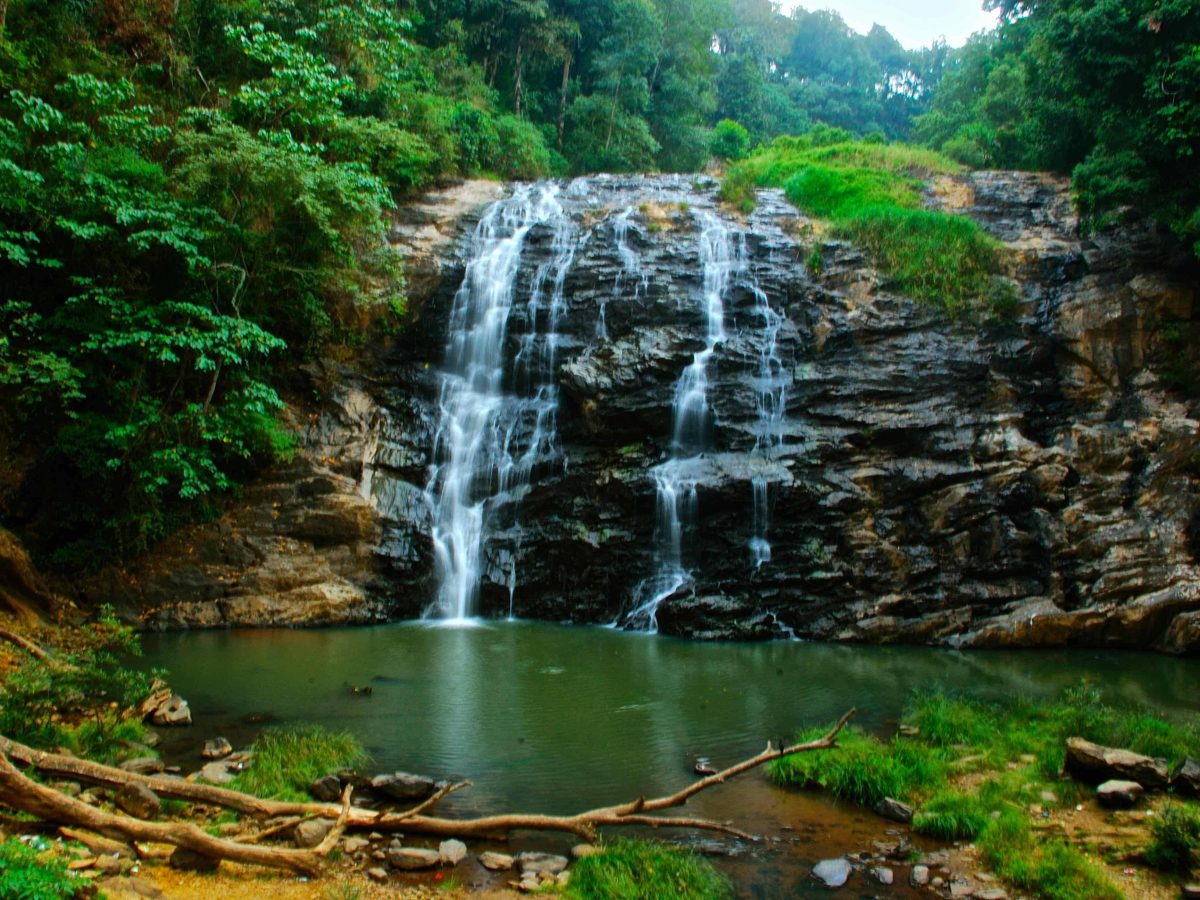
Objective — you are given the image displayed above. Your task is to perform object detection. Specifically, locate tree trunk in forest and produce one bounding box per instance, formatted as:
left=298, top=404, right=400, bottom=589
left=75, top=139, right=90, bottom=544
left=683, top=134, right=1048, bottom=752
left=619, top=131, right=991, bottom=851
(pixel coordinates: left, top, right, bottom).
left=514, top=40, right=524, bottom=117
left=557, top=53, right=573, bottom=148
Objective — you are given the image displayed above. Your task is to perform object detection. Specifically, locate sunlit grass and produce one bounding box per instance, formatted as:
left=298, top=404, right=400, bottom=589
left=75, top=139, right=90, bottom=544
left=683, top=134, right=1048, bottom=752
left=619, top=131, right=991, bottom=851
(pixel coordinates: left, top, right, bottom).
left=565, top=839, right=731, bottom=900
left=229, top=725, right=368, bottom=802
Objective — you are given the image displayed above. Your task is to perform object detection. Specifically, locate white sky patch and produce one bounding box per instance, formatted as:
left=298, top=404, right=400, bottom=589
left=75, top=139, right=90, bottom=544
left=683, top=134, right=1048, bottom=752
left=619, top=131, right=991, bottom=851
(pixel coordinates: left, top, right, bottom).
left=780, top=1, right=1000, bottom=49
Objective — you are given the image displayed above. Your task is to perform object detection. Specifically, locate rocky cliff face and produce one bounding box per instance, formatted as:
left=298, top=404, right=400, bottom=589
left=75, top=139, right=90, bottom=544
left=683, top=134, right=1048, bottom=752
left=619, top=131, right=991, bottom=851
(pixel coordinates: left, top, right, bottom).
left=90, top=172, right=1200, bottom=653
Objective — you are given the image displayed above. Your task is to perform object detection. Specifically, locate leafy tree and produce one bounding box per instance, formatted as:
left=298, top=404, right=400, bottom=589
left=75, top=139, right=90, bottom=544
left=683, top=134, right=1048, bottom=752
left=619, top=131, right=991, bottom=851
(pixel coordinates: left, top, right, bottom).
left=709, top=118, right=750, bottom=161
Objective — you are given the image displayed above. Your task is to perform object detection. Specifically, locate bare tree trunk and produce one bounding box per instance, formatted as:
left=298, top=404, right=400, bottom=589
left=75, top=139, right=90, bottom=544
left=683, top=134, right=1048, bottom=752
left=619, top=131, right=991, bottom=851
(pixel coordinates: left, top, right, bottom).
left=557, top=53, right=573, bottom=148
left=513, top=40, right=524, bottom=117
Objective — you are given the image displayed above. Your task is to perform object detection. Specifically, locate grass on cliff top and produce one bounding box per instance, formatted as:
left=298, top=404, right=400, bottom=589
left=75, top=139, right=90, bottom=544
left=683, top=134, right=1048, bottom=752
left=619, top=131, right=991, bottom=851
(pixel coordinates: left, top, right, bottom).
left=770, top=685, right=1200, bottom=900
left=720, top=135, right=1007, bottom=316
left=565, top=839, right=731, bottom=900
left=229, top=725, right=368, bottom=802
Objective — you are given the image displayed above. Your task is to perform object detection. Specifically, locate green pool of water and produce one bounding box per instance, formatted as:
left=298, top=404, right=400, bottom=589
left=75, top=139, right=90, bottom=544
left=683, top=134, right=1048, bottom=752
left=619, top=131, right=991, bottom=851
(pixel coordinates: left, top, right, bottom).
left=142, top=620, right=1200, bottom=817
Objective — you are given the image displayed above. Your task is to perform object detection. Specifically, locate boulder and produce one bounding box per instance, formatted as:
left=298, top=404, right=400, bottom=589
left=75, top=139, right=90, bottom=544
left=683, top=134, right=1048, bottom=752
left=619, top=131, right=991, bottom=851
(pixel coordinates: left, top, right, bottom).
left=1097, top=779, right=1144, bottom=809
left=168, top=847, right=220, bottom=872
left=147, top=694, right=192, bottom=727
left=1171, top=757, right=1200, bottom=796
left=369, top=772, right=437, bottom=802
left=1064, top=737, right=1170, bottom=789
left=387, top=847, right=442, bottom=870
left=874, top=797, right=914, bottom=823
left=811, top=857, right=851, bottom=888
left=294, top=818, right=335, bottom=848
left=309, top=774, right=343, bottom=802
left=115, top=783, right=160, bottom=820
left=201, top=738, right=233, bottom=760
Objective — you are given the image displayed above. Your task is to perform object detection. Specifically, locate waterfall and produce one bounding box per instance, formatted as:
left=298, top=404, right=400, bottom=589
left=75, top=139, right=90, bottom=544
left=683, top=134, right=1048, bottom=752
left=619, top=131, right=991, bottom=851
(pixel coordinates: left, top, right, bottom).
left=599, top=206, right=647, bottom=340
left=746, top=267, right=788, bottom=566
left=623, top=212, right=733, bottom=631
left=424, top=184, right=572, bottom=622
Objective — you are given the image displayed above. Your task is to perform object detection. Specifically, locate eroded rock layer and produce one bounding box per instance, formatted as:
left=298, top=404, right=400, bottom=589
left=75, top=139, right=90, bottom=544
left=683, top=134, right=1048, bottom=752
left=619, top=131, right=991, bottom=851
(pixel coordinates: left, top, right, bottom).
left=88, top=173, right=1200, bottom=652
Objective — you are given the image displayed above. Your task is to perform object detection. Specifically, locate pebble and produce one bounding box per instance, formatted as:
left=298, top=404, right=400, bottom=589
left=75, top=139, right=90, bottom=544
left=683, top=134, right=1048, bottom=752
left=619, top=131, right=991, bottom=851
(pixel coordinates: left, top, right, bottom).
left=480, top=851, right=514, bottom=871
left=873, top=866, right=894, bottom=885
left=811, top=857, right=851, bottom=888
left=438, top=839, right=467, bottom=865
left=367, top=867, right=389, bottom=882
left=910, top=864, right=930, bottom=886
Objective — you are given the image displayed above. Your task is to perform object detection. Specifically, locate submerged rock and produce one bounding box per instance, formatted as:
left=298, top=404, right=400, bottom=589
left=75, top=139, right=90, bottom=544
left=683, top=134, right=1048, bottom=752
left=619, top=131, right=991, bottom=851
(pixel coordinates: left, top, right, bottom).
left=811, top=857, right=852, bottom=887
left=370, top=772, right=437, bottom=802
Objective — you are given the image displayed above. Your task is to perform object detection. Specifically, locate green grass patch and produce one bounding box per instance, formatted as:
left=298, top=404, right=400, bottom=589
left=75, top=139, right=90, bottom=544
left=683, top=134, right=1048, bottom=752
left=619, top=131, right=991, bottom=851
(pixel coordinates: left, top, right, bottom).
left=229, top=725, right=368, bottom=802
left=565, top=839, right=731, bottom=900
left=773, top=685, right=1200, bottom=900
left=1145, top=801, right=1200, bottom=873
left=721, top=136, right=1008, bottom=315
left=0, top=838, right=90, bottom=899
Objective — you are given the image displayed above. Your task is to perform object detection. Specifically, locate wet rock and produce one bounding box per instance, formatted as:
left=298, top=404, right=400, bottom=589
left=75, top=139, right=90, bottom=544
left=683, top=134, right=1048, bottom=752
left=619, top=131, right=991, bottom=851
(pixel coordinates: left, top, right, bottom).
left=1172, top=758, right=1200, bottom=796
left=911, top=865, right=930, bottom=886
left=1065, top=738, right=1171, bottom=788
left=516, top=852, right=569, bottom=877
left=479, top=851, right=514, bottom=871
left=309, top=774, right=343, bottom=802
left=294, top=818, right=335, bottom=848
left=115, top=783, right=160, bottom=820
left=149, top=695, right=192, bottom=727
left=370, top=772, right=437, bottom=802
left=119, top=758, right=165, bottom=776
left=201, top=738, right=232, bottom=760
left=438, top=839, right=467, bottom=865
left=1097, top=779, right=1144, bottom=808
left=169, top=847, right=219, bottom=872
left=875, top=797, right=914, bottom=823
left=387, top=847, right=442, bottom=870
left=811, top=857, right=852, bottom=887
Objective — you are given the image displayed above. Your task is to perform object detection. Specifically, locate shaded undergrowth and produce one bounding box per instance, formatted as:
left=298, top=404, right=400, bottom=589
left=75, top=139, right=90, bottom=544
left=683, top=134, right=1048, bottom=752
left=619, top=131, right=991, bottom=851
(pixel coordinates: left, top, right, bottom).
left=721, top=135, right=1009, bottom=316
left=771, top=685, right=1200, bottom=900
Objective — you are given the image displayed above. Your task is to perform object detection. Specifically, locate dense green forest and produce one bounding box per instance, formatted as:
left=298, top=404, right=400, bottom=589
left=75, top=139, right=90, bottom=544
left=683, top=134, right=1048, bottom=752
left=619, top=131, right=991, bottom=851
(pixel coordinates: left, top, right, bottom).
left=0, top=0, right=1196, bottom=572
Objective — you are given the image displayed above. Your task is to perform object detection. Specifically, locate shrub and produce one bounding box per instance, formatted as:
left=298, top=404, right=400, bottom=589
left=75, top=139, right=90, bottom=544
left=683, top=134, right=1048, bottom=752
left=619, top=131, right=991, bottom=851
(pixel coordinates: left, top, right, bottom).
left=0, top=838, right=89, bottom=899
left=1146, top=803, right=1200, bottom=873
left=565, top=839, right=730, bottom=900
left=709, top=119, right=750, bottom=162
left=230, top=725, right=368, bottom=802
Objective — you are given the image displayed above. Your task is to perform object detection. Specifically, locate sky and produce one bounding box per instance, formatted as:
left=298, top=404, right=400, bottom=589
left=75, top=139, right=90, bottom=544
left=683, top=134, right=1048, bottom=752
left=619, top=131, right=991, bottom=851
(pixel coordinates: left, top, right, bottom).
left=780, top=0, right=1000, bottom=49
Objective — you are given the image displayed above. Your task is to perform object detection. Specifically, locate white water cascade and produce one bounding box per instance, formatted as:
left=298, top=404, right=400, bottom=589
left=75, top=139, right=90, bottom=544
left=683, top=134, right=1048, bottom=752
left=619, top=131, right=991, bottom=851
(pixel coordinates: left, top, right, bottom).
left=424, top=184, right=573, bottom=623
left=746, top=267, right=788, bottom=566
left=623, top=212, right=733, bottom=631
left=599, top=206, right=648, bottom=340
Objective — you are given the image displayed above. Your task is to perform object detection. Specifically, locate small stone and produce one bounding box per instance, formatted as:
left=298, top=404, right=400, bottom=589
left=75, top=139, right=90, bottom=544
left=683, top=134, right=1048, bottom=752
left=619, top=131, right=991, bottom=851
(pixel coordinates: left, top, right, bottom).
left=1181, top=884, right=1200, bottom=899
left=150, top=694, right=192, bottom=727
left=1097, top=779, right=1144, bottom=809
left=342, top=836, right=370, bottom=854
left=196, top=761, right=236, bottom=785
left=118, top=758, right=165, bottom=776
left=875, top=797, right=914, bottom=823
left=169, top=847, right=219, bottom=872
left=367, top=867, right=388, bottom=882
left=517, top=852, right=569, bottom=876
left=480, top=851, right=514, bottom=871
left=973, top=890, right=1008, bottom=900
left=1039, top=790, right=1058, bottom=804
left=873, top=866, right=894, bottom=885
left=811, top=857, right=851, bottom=888
left=387, top=847, right=442, bottom=870
left=201, top=738, right=233, bottom=760
left=309, top=775, right=343, bottom=802
left=368, top=832, right=384, bottom=841
left=294, top=818, right=335, bottom=849
left=932, top=877, right=946, bottom=888
left=68, top=858, right=96, bottom=871
left=557, top=870, right=571, bottom=887
left=950, top=881, right=975, bottom=898
left=115, top=783, right=161, bottom=820
left=976, top=872, right=996, bottom=882
left=571, top=843, right=601, bottom=859
left=911, top=865, right=930, bottom=886
left=438, top=839, right=467, bottom=865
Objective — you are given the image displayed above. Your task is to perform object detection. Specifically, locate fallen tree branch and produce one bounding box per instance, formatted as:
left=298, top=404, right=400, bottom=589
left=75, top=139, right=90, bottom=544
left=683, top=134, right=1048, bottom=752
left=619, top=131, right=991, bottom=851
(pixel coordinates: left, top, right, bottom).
left=0, top=629, right=51, bottom=662
left=0, top=709, right=855, bottom=870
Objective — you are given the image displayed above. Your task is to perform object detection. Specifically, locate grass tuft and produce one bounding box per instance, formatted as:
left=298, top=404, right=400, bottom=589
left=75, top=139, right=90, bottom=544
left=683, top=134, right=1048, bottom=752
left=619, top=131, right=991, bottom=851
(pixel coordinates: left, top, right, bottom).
left=230, top=725, right=368, bottom=802
left=722, top=136, right=1007, bottom=315
left=565, top=838, right=731, bottom=900
left=1145, top=802, right=1200, bottom=873
left=0, top=838, right=89, bottom=899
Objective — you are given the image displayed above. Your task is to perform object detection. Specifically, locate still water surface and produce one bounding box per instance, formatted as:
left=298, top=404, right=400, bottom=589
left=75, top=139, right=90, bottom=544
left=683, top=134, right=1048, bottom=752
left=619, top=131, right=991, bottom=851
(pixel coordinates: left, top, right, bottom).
left=142, top=621, right=1200, bottom=818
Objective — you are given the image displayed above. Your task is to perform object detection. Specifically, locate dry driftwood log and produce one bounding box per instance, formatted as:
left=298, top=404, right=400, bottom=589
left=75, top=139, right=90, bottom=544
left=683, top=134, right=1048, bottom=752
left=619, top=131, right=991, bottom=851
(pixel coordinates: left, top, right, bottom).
left=0, top=708, right=854, bottom=875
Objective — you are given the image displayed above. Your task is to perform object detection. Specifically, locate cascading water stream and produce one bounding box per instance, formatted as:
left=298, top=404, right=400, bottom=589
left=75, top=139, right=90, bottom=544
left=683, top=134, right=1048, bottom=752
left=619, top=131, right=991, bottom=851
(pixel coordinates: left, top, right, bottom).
left=424, top=184, right=572, bottom=623
left=623, top=212, right=733, bottom=632
left=599, top=207, right=648, bottom=340
left=746, top=265, right=788, bottom=566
